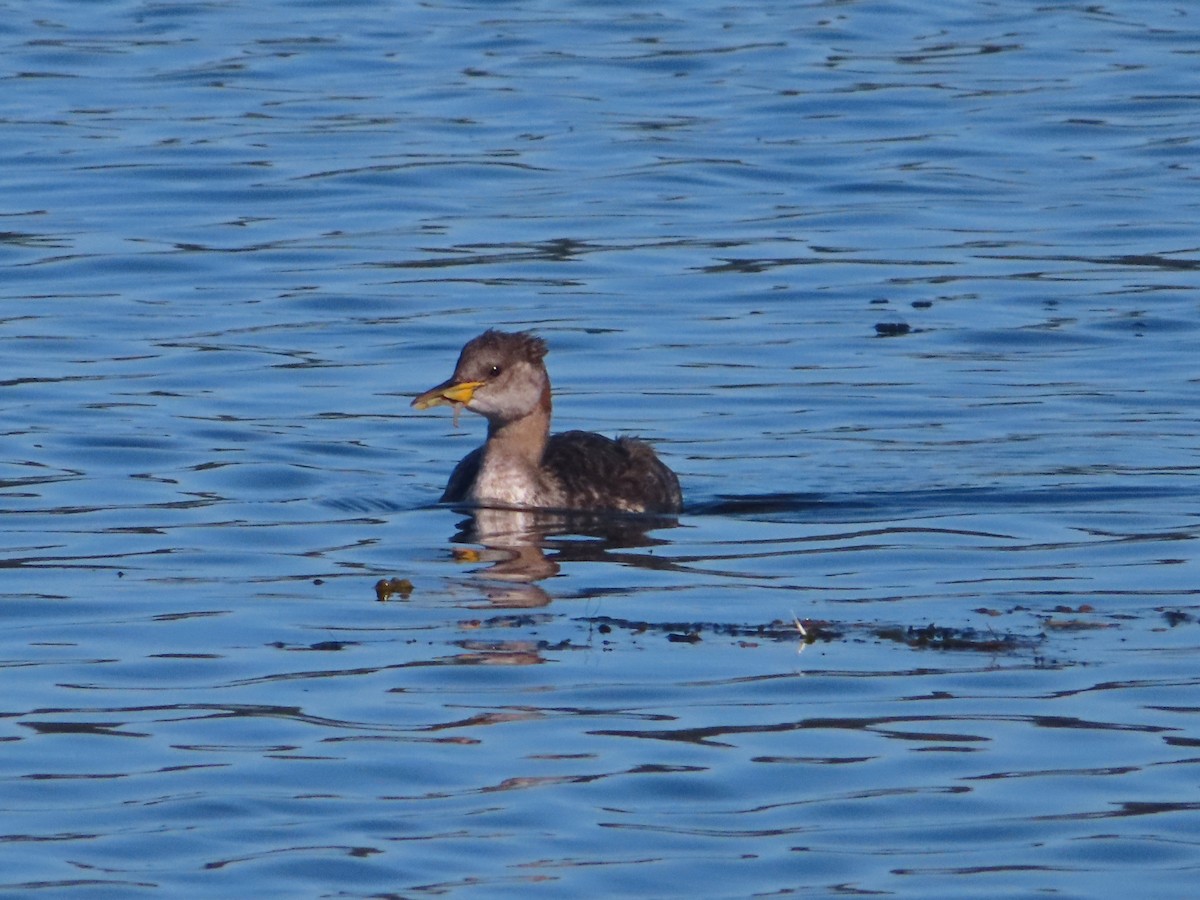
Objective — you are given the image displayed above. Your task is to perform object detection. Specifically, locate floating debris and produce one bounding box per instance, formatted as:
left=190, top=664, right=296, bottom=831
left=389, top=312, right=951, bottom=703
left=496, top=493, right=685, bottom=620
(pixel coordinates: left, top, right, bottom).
left=874, top=623, right=1029, bottom=652
left=577, top=615, right=1038, bottom=654
left=375, top=577, right=414, bottom=602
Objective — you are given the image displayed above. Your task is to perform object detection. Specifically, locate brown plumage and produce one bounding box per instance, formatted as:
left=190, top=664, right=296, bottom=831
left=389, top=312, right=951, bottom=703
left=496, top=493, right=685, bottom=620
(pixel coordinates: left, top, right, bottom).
left=411, top=330, right=682, bottom=514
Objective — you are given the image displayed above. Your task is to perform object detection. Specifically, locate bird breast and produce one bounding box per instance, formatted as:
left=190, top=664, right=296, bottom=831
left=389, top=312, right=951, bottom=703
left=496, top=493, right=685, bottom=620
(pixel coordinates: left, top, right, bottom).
left=470, top=451, right=561, bottom=508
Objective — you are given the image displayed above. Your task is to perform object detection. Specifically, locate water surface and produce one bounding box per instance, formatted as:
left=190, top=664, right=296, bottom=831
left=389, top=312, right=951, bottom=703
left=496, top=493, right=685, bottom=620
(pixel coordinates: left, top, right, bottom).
left=2, top=0, right=1199, bottom=896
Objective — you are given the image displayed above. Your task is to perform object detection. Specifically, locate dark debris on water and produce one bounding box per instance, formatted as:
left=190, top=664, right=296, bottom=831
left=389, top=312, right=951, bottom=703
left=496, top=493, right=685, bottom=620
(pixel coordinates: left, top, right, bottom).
left=578, top=616, right=1041, bottom=654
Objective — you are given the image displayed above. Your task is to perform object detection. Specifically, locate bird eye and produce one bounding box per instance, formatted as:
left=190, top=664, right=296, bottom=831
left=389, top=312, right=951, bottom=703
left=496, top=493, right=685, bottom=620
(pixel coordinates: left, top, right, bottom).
left=489, top=364, right=502, bottom=377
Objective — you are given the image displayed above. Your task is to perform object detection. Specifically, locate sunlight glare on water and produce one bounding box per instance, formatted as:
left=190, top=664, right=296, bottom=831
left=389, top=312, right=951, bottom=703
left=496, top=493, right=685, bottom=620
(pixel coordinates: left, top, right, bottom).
left=1, top=0, right=1199, bottom=897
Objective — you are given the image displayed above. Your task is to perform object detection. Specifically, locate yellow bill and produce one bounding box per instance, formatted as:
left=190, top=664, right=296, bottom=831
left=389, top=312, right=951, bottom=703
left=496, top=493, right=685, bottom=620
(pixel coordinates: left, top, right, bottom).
left=411, top=379, right=484, bottom=410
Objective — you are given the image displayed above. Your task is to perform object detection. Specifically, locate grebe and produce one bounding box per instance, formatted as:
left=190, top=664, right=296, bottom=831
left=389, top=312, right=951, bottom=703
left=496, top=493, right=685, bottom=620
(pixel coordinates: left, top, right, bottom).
left=411, top=330, right=682, bottom=514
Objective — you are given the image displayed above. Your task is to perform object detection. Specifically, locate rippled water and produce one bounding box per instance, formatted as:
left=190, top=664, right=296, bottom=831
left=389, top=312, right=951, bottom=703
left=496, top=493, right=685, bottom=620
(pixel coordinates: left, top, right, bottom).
left=3, top=0, right=1199, bottom=896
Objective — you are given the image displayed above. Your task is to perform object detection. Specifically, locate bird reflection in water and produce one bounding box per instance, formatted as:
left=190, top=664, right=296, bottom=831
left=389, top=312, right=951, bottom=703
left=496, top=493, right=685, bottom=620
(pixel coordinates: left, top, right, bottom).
left=449, top=505, right=681, bottom=608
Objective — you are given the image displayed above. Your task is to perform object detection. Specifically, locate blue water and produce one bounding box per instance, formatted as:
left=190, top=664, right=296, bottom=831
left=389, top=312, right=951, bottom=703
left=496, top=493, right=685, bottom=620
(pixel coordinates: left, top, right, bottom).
left=2, top=1, right=1199, bottom=896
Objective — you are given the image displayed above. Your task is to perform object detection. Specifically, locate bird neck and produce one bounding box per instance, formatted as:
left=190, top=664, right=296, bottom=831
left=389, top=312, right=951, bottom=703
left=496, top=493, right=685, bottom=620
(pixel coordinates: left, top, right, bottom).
left=485, top=383, right=552, bottom=467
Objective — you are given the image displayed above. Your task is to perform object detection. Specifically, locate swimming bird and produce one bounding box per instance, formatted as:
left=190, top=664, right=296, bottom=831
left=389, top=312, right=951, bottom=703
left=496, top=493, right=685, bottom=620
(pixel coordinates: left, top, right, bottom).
left=411, top=330, right=682, bottom=514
